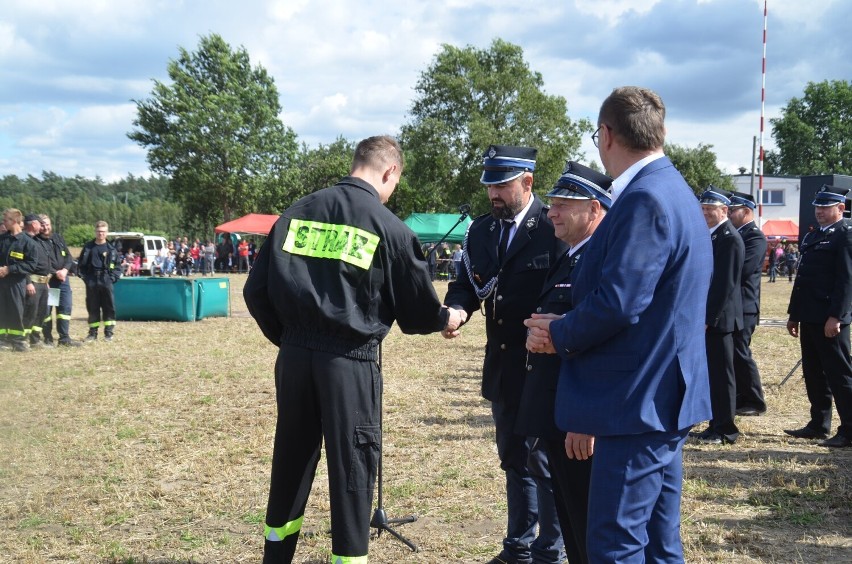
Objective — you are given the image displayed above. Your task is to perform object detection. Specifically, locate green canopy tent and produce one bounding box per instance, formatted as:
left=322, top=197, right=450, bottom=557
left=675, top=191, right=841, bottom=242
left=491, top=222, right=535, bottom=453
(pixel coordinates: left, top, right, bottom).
left=403, top=213, right=472, bottom=244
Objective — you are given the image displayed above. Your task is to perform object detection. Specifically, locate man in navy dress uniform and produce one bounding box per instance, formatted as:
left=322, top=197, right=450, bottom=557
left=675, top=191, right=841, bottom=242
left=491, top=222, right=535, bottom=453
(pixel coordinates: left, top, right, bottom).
left=516, top=161, right=612, bottom=564
left=692, top=187, right=744, bottom=445
left=444, top=145, right=567, bottom=564
left=727, top=192, right=768, bottom=416
left=785, top=185, right=852, bottom=448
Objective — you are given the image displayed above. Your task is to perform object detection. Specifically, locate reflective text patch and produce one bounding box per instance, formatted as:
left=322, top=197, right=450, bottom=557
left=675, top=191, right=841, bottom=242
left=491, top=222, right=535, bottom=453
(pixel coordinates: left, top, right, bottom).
left=282, top=219, right=380, bottom=270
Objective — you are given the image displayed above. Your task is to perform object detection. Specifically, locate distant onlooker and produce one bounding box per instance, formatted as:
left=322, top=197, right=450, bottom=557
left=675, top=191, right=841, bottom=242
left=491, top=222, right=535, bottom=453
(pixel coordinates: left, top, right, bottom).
left=451, top=243, right=463, bottom=281
left=238, top=239, right=250, bottom=273
left=203, top=241, right=216, bottom=276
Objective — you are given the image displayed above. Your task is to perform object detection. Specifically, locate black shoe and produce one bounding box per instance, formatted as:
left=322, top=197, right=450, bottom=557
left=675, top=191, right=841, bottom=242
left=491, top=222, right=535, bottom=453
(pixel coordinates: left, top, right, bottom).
left=104, top=334, right=113, bottom=342
left=85, top=334, right=97, bottom=343
left=0, top=340, right=12, bottom=351
left=30, top=340, right=45, bottom=350
left=486, top=555, right=530, bottom=564
left=11, top=341, right=30, bottom=352
left=58, top=339, right=83, bottom=348
left=736, top=406, right=766, bottom=416
left=820, top=434, right=852, bottom=448
left=784, top=427, right=828, bottom=440
left=43, top=339, right=56, bottom=348
left=689, top=427, right=713, bottom=439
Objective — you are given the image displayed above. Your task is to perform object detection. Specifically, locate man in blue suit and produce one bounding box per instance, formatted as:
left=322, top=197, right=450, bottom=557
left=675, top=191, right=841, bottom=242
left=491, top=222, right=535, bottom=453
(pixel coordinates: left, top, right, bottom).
left=525, top=86, right=713, bottom=563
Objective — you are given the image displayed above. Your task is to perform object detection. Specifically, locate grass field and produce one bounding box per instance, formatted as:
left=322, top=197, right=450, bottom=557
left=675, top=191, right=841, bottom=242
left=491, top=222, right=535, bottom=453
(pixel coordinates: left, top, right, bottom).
left=1, top=274, right=851, bottom=563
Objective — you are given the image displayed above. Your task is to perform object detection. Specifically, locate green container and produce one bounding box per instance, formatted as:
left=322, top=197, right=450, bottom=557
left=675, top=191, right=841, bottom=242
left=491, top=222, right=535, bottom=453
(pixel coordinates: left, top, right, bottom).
left=194, top=277, right=230, bottom=320
left=113, top=277, right=196, bottom=321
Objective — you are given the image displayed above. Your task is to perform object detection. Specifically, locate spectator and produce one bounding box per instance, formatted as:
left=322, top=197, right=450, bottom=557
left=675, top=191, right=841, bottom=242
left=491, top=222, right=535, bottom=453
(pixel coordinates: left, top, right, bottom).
left=238, top=238, right=250, bottom=273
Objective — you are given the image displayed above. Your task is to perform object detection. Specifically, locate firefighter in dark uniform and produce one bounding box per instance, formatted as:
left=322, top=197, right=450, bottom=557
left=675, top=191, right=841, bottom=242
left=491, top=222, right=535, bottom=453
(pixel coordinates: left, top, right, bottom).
left=0, top=208, right=40, bottom=352
left=78, top=221, right=122, bottom=342
left=785, top=185, right=852, bottom=448
left=516, top=162, right=612, bottom=564
left=727, top=192, right=768, bottom=416
left=22, top=214, right=51, bottom=348
left=38, top=214, right=82, bottom=347
left=243, top=136, right=466, bottom=564
left=444, top=145, right=567, bottom=564
left=692, top=187, right=744, bottom=445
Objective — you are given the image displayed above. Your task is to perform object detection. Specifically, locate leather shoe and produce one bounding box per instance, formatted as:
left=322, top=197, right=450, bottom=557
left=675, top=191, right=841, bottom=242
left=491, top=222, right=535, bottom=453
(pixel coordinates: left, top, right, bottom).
left=820, top=434, right=852, bottom=448
left=784, top=427, right=828, bottom=440
left=736, top=406, right=765, bottom=416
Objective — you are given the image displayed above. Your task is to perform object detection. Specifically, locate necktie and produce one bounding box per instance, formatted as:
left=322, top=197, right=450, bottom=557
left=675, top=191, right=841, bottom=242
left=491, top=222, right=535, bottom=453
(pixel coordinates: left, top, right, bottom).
left=498, top=220, right=512, bottom=262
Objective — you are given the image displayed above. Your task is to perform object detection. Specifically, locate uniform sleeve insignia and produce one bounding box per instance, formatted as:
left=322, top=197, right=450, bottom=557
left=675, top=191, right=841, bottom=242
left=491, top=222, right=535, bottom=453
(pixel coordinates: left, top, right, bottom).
left=525, top=217, right=537, bottom=229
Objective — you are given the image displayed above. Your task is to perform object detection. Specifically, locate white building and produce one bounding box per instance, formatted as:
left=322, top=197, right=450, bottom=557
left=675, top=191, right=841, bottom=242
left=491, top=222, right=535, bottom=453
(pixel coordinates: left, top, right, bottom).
left=730, top=174, right=800, bottom=223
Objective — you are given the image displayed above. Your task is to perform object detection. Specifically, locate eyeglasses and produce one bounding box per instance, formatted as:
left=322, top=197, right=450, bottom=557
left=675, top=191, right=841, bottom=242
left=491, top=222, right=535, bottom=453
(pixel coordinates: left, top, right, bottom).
left=591, top=125, right=607, bottom=148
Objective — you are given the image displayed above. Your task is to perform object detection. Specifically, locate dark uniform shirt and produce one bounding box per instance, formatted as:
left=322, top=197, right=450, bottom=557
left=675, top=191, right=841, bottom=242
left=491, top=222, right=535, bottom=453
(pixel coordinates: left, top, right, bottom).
left=445, top=196, right=567, bottom=404
left=0, top=231, right=40, bottom=279
left=29, top=234, right=51, bottom=276
left=244, top=176, right=449, bottom=361
left=737, top=220, right=767, bottom=315
left=78, top=241, right=122, bottom=284
left=39, top=232, right=74, bottom=274
left=706, top=220, right=744, bottom=333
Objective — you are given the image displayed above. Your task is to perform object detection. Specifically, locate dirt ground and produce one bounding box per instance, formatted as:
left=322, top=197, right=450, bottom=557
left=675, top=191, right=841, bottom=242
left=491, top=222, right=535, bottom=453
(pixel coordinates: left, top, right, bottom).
left=0, top=274, right=850, bottom=563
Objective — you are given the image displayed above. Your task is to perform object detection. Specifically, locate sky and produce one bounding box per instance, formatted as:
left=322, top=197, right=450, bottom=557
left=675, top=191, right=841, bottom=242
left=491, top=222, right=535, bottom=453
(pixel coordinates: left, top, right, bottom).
left=1, top=0, right=850, bottom=184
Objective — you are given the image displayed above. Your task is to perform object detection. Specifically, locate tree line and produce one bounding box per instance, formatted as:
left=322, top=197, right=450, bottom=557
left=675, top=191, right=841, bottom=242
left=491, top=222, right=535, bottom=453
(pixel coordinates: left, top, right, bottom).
left=4, top=34, right=845, bottom=239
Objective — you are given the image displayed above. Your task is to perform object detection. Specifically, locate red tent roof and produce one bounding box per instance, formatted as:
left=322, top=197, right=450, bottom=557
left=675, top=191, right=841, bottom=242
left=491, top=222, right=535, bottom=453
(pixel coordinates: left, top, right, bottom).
left=214, top=213, right=279, bottom=236
left=762, top=219, right=798, bottom=239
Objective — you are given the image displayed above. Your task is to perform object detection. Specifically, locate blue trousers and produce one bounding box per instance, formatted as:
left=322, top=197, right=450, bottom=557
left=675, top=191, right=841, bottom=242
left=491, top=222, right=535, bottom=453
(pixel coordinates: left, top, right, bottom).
left=587, top=429, right=690, bottom=564
left=492, top=401, right=565, bottom=564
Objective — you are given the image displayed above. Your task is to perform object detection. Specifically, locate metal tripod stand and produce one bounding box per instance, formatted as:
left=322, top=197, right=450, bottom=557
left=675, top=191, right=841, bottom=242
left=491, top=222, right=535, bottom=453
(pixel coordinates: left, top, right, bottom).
left=369, top=343, right=418, bottom=552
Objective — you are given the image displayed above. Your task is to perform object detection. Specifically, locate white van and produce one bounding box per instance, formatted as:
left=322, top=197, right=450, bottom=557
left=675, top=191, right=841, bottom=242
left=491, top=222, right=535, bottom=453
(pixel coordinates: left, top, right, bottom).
left=108, top=232, right=168, bottom=274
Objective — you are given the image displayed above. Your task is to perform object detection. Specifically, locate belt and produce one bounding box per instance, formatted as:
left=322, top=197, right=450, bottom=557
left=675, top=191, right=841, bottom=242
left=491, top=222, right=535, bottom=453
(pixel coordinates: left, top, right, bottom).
left=28, top=274, right=50, bottom=284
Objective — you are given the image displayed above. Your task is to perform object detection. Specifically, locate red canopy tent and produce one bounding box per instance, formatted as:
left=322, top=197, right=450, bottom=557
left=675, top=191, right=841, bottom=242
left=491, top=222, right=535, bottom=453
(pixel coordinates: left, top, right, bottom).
left=214, top=213, right=279, bottom=236
left=762, top=219, right=798, bottom=241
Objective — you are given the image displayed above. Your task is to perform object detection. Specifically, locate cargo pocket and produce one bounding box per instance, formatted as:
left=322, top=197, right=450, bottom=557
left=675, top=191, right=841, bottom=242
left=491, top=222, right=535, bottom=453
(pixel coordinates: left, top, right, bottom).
left=347, top=425, right=381, bottom=492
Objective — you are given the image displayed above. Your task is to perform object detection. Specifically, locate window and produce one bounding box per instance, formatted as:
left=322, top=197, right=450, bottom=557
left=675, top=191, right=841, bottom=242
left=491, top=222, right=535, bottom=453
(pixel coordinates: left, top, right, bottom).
left=760, top=190, right=784, bottom=206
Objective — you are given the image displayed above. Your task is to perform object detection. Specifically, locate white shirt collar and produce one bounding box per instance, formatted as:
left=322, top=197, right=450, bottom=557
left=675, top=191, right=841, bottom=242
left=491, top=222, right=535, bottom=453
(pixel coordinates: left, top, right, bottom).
left=507, top=193, right=536, bottom=228
left=610, top=153, right=665, bottom=204
left=709, top=217, right=728, bottom=235
left=568, top=236, right=591, bottom=257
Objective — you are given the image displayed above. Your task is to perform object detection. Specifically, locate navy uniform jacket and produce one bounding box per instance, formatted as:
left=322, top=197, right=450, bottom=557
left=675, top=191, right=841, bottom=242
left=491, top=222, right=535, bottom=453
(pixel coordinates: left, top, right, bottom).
left=738, top=221, right=767, bottom=316
left=0, top=232, right=40, bottom=280
left=516, top=246, right=584, bottom=439
left=445, top=196, right=567, bottom=405
left=39, top=232, right=74, bottom=275
left=788, top=219, right=852, bottom=325
left=78, top=241, right=122, bottom=284
left=706, top=220, right=744, bottom=333
left=548, top=157, right=713, bottom=436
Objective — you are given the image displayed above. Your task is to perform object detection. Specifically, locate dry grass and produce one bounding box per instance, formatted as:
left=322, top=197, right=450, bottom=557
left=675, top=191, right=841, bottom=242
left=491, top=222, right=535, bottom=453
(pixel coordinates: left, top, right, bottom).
left=1, top=275, right=850, bottom=563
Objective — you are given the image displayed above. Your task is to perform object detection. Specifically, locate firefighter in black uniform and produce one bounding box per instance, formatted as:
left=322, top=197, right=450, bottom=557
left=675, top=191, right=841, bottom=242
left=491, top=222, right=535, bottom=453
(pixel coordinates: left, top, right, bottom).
left=22, top=214, right=51, bottom=348
left=516, top=162, right=612, bottom=564
left=78, top=221, right=122, bottom=342
left=0, top=208, right=40, bottom=352
left=693, top=187, right=744, bottom=445
left=727, top=192, right=768, bottom=416
left=785, top=185, right=852, bottom=448
left=38, top=214, right=82, bottom=347
left=243, top=136, right=466, bottom=563
left=443, top=145, right=567, bottom=564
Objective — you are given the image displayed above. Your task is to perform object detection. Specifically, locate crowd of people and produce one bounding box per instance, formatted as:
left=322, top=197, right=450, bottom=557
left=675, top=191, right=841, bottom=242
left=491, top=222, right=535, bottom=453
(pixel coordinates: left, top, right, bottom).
left=244, top=86, right=852, bottom=564
left=128, top=236, right=258, bottom=277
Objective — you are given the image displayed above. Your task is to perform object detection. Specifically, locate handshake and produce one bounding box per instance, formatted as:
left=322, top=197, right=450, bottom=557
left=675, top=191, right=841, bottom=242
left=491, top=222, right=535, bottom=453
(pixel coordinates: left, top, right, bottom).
left=441, top=306, right=468, bottom=338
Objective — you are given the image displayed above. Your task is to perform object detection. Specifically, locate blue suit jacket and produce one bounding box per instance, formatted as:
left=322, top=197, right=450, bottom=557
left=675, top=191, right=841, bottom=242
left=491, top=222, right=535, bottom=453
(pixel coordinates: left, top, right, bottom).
left=550, top=157, right=713, bottom=436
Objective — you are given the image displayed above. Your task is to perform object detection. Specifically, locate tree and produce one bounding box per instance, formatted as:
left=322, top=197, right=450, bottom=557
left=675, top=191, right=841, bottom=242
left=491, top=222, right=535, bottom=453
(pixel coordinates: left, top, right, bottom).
left=665, top=142, right=733, bottom=195
left=128, top=33, right=299, bottom=231
left=399, top=39, right=591, bottom=216
left=770, top=80, right=852, bottom=175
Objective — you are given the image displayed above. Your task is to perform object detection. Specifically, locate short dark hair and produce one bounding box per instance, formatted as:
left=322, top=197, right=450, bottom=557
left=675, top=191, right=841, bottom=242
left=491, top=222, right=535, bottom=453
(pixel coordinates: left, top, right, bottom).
left=351, top=135, right=404, bottom=173
left=598, top=86, right=666, bottom=152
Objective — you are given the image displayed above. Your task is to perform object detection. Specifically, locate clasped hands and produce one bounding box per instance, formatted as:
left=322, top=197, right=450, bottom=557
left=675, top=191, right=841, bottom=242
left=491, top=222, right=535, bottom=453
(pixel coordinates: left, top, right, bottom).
left=523, top=312, right=563, bottom=354
left=441, top=306, right=468, bottom=337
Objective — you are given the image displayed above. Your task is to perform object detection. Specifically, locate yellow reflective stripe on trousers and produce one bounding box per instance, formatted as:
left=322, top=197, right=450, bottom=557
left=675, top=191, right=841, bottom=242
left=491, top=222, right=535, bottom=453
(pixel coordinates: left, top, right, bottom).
left=331, top=554, right=368, bottom=564
left=264, top=516, right=303, bottom=541
left=282, top=219, right=380, bottom=270
left=89, top=322, right=101, bottom=328
left=103, top=320, right=116, bottom=326
left=57, top=314, right=72, bottom=320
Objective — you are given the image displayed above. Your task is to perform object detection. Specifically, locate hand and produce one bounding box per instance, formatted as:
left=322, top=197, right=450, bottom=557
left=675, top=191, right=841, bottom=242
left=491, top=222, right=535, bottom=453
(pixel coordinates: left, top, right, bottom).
left=26, top=282, right=35, bottom=296
left=523, top=313, right=562, bottom=354
left=55, top=268, right=68, bottom=282
left=565, top=432, right=595, bottom=460
left=441, top=307, right=467, bottom=338
left=786, top=319, right=799, bottom=338
left=0, top=265, right=7, bottom=278
left=824, top=316, right=841, bottom=338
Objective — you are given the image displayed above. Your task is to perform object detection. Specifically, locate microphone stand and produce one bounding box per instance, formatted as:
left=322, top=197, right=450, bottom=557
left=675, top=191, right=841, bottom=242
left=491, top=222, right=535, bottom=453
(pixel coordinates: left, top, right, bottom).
left=426, top=204, right=471, bottom=260
left=370, top=343, right=418, bottom=552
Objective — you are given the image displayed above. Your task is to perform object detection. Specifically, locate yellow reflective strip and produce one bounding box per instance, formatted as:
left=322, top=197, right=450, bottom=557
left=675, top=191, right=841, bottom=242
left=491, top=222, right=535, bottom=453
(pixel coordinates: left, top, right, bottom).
left=88, top=322, right=101, bottom=328
left=282, top=219, right=379, bottom=270
left=331, top=553, right=368, bottom=564
left=10, top=329, right=26, bottom=336
left=57, top=314, right=72, bottom=320
left=10, top=251, right=24, bottom=259
left=0, top=329, right=6, bottom=335
left=32, top=326, right=42, bottom=332
left=264, top=516, right=303, bottom=541
left=43, top=315, right=52, bottom=323
left=61, top=250, right=66, bottom=256
left=103, top=320, right=116, bottom=326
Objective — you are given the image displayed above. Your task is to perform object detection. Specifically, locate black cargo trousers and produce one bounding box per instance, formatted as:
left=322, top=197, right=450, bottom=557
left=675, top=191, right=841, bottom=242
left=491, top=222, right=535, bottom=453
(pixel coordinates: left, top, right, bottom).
left=263, top=342, right=381, bottom=563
